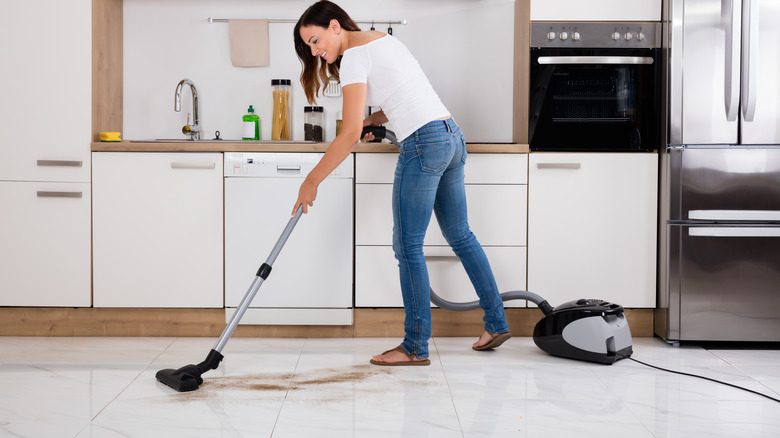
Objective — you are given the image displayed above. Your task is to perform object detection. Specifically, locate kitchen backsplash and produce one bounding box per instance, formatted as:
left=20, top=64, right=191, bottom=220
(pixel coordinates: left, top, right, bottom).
left=123, top=0, right=514, bottom=143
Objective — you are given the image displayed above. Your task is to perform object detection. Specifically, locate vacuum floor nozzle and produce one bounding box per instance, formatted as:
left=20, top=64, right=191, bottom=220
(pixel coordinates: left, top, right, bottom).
left=155, top=349, right=224, bottom=392
left=155, top=365, right=203, bottom=392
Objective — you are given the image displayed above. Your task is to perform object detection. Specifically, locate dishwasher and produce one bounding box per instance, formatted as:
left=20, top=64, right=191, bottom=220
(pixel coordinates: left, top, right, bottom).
left=224, top=152, right=354, bottom=325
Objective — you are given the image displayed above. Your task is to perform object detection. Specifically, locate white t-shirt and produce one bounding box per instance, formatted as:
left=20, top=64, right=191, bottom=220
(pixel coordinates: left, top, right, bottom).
left=339, top=35, right=450, bottom=142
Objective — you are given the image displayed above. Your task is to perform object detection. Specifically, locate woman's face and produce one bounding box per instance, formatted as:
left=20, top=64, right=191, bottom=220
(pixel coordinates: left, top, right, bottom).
left=299, top=21, right=339, bottom=64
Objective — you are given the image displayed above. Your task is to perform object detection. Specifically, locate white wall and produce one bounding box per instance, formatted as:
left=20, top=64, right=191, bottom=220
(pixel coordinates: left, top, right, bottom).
left=123, top=0, right=515, bottom=143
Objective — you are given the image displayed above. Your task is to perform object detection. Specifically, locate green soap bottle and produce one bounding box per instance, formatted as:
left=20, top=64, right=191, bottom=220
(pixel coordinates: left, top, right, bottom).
left=242, top=105, right=260, bottom=140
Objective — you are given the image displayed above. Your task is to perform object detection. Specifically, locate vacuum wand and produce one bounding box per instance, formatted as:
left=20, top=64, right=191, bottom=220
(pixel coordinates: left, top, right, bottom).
left=155, top=205, right=304, bottom=392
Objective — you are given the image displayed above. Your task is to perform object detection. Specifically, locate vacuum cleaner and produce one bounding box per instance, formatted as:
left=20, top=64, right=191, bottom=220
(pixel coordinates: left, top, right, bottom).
left=155, top=206, right=303, bottom=392
left=364, top=125, right=633, bottom=365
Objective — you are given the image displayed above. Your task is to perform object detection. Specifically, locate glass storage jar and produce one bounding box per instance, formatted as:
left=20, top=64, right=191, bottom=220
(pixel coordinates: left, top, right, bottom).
left=304, top=106, right=324, bottom=142
left=271, top=79, right=291, bottom=140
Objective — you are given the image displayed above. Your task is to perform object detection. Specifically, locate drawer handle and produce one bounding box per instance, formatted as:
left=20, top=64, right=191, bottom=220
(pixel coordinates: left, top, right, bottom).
left=170, top=162, right=216, bottom=170
left=424, top=255, right=459, bottom=262
left=536, top=163, right=581, bottom=170
left=37, top=191, right=83, bottom=198
left=37, top=160, right=83, bottom=167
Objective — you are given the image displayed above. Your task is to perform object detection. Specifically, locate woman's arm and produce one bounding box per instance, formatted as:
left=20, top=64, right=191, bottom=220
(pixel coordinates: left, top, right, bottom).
left=292, top=82, right=367, bottom=215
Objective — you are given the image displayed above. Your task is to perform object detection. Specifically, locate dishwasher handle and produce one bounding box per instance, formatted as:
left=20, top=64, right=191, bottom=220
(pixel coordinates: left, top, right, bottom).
left=276, top=165, right=302, bottom=173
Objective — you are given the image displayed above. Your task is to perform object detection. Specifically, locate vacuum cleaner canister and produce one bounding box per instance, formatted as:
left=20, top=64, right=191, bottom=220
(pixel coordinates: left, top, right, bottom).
left=532, top=299, right=633, bottom=365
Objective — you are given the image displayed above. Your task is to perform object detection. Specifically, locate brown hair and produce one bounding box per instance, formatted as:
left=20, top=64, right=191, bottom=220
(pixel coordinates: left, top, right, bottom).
left=294, top=1, right=360, bottom=104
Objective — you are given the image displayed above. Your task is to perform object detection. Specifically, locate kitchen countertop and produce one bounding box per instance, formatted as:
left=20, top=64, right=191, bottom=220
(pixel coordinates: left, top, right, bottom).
left=91, top=141, right=529, bottom=154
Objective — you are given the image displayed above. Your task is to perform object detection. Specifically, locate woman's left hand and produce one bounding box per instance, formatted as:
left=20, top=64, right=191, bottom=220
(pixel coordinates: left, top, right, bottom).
left=293, top=177, right=318, bottom=216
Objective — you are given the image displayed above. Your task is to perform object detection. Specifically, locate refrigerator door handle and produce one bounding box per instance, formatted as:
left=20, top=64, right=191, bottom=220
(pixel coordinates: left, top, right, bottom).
left=724, top=0, right=741, bottom=122
left=689, top=209, right=780, bottom=221
left=741, top=0, right=758, bottom=122
left=689, top=227, right=780, bottom=238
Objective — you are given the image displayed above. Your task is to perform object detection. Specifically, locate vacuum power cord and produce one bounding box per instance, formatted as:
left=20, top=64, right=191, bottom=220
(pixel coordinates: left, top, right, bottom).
left=621, top=355, right=780, bottom=404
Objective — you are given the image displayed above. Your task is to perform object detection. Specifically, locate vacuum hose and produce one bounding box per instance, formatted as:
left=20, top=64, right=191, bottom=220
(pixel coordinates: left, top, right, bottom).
left=430, top=287, right=554, bottom=316
left=361, top=126, right=556, bottom=318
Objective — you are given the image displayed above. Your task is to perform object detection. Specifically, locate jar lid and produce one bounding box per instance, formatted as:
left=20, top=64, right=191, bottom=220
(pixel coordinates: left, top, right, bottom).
left=272, top=79, right=292, bottom=86
left=304, top=106, right=324, bottom=112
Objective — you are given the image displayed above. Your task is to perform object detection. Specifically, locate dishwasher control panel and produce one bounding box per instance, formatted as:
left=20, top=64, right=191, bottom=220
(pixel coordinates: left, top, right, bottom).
left=224, top=152, right=354, bottom=178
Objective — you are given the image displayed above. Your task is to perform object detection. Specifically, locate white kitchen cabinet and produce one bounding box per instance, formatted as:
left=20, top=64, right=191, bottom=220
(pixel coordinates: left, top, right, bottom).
left=530, top=0, right=661, bottom=22
left=0, top=0, right=92, bottom=307
left=528, top=153, right=658, bottom=308
left=0, top=0, right=91, bottom=183
left=0, top=182, right=92, bottom=306
left=92, top=152, right=223, bottom=308
left=355, top=153, right=528, bottom=308
left=356, top=246, right=527, bottom=308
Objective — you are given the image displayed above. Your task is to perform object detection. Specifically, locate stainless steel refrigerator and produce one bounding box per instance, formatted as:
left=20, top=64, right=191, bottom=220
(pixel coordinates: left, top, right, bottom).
left=657, top=0, right=780, bottom=343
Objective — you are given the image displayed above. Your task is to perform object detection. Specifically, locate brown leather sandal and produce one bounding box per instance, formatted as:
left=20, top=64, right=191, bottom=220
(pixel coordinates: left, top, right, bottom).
left=472, top=332, right=512, bottom=351
left=370, top=345, right=431, bottom=366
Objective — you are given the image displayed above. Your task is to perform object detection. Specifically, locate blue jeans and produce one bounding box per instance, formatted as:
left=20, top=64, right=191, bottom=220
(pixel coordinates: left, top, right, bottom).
left=393, top=118, right=509, bottom=359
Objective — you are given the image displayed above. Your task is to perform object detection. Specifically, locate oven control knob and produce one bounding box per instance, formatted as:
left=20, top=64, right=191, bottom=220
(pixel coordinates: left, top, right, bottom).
left=624, top=32, right=633, bottom=41
left=559, top=32, right=568, bottom=40
left=571, top=31, right=581, bottom=41
left=637, top=32, right=646, bottom=41
left=547, top=31, right=557, bottom=40
left=611, top=31, right=621, bottom=41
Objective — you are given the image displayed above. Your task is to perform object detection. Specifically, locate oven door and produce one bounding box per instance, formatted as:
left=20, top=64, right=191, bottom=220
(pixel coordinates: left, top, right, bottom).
left=529, top=48, right=661, bottom=151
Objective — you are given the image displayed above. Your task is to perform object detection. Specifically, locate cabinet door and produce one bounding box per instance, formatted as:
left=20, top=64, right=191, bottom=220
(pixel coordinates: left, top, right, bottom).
left=0, top=0, right=91, bottom=182
left=355, top=246, right=526, bottom=308
left=356, top=153, right=528, bottom=184
left=92, top=152, right=223, bottom=307
left=356, top=184, right=527, bottom=246
left=528, top=153, right=658, bottom=307
left=0, top=181, right=91, bottom=306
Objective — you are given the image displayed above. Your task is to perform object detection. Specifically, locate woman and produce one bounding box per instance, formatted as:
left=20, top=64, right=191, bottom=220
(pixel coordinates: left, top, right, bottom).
left=293, top=0, right=510, bottom=365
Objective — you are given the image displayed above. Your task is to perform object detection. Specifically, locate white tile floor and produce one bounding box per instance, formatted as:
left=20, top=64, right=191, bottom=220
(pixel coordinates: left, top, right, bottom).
left=1, top=336, right=779, bottom=437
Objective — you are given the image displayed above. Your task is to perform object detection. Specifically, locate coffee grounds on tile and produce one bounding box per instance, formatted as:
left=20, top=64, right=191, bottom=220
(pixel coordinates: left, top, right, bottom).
left=167, top=365, right=392, bottom=401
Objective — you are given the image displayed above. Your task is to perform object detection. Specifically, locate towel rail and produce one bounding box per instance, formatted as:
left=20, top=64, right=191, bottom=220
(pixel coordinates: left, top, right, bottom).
left=208, top=17, right=407, bottom=25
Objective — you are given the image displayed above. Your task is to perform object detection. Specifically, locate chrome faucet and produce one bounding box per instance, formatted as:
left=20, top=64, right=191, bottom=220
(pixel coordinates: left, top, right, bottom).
left=174, top=79, right=200, bottom=140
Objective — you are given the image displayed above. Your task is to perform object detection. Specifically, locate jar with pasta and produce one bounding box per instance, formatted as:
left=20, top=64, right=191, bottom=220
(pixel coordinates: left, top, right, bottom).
left=271, top=79, right=291, bottom=141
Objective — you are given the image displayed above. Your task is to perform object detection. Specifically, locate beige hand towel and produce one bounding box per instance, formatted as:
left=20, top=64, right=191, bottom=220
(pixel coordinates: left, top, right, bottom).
left=228, top=19, right=270, bottom=67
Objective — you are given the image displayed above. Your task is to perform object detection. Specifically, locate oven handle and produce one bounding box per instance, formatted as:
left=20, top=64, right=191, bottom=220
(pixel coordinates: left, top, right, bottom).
left=537, top=56, right=654, bottom=65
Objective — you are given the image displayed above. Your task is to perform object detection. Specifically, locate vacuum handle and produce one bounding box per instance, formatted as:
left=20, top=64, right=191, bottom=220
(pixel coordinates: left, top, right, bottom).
left=362, top=126, right=401, bottom=148
left=362, top=125, right=386, bottom=139
left=265, top=205, right=303, bottom=268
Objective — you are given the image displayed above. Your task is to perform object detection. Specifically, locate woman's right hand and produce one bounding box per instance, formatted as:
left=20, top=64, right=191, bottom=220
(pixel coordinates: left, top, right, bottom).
left=293, top=177, right=318, bottom=216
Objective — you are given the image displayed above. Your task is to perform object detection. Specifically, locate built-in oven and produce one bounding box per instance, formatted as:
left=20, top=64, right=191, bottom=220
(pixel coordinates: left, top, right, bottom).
left=529, top=22, right=662, bottom=151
